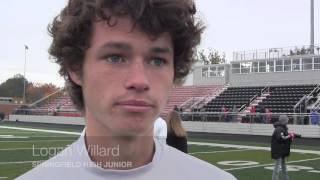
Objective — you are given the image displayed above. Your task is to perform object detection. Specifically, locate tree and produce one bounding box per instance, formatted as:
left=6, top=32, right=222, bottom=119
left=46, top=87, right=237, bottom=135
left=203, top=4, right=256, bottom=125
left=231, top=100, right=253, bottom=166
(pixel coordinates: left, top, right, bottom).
left=26, top=83, right=44, bottom=103
left=40, top=83, right=60, bottom=96
left=26, top=83, right=60, bottom=103
left=0, top=74, right=28, bottom=98
left=0, top=74, right=60, bottom=103
left=196, top=48, right=226, bottom=65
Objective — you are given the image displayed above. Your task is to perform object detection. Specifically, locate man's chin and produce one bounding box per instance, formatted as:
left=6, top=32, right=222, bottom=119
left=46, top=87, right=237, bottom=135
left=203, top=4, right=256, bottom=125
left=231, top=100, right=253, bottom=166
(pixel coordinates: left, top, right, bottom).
left=113, top=125, right=152, bottom=137
left=113, top=131, right=152, bottom=140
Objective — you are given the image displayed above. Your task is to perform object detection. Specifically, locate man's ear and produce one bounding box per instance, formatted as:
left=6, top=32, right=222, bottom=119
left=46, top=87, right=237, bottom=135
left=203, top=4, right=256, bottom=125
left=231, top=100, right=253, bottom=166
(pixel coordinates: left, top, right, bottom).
left=68, top=69, right=82, bottom=86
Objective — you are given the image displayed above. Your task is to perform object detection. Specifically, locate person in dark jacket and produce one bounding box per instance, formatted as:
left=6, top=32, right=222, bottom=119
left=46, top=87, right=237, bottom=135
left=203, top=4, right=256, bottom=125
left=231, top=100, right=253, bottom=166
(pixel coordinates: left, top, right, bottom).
left=259, top=105, right=266, bottom=123
left=166, top=110, right=188, bottom=153
left=271, top=115, right=294, bottom=180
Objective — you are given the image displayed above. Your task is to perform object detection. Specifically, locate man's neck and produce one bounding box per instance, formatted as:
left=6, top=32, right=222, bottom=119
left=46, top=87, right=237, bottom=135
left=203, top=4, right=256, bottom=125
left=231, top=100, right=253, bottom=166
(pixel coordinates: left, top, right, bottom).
left=84, top=122, right=155, bottom=170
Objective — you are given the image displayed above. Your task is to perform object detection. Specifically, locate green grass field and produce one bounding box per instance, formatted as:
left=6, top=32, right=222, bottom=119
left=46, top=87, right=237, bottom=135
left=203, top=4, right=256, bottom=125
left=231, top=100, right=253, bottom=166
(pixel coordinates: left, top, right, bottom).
left=1, top=123, right=320, bottom=180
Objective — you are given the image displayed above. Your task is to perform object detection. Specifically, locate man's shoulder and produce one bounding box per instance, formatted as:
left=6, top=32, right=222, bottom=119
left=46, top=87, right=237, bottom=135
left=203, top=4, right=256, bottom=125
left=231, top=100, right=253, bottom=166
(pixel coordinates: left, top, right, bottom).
left=161, top=145, right=236, bottom=179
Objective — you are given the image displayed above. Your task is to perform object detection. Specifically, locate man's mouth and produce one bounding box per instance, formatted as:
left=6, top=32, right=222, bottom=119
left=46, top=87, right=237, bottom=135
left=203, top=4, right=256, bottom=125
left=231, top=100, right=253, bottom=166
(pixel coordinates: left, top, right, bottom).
left=116, top=100, right=153, bottom=112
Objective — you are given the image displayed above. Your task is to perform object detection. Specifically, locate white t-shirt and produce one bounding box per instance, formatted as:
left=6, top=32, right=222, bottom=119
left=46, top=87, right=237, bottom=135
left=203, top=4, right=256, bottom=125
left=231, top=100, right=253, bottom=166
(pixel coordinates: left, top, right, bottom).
left=17, top=129, right=236, bottom=180
left=153, top=117, right=167, bottom=144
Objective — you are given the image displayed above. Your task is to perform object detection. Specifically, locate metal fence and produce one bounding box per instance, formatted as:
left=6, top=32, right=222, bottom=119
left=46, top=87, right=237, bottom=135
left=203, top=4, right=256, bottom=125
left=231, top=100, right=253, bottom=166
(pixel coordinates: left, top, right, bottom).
left=233, top=45, right=320, bottom=61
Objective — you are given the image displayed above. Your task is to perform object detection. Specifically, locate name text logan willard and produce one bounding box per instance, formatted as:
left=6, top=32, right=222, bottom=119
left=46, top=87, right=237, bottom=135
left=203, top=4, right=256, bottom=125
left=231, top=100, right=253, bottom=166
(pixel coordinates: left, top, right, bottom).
left=32, top=144, right=120, bottom=158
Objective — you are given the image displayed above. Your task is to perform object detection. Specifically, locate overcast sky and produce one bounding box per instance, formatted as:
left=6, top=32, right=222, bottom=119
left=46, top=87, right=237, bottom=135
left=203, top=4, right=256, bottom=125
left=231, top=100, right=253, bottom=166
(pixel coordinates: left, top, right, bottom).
left=0, top=0, right=319, bottom=87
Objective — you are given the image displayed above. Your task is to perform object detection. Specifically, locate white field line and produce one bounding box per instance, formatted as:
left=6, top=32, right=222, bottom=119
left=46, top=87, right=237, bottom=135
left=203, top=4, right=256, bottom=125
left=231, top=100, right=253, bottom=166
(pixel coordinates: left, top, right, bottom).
left=1, top=136, right=76, bottom=138
left=0, top=131, right=76, bottom=135
left=189, top=149, right=252, bottom=155
left=224, top=157, right=320, bottom=171
left=189, top=141, right=320, bottom=155
left=0, top=140, right=75, bottom=143
left=0, top=135, right=29, bottom=139
left=0, top=161, right=39, bottom=165
left=0, top=131, right=78, bottom=135
left=0, top=147, right=68, bottom=151
left=0, top=126, right=81, bottom=135
left=0, top=177, right=8, bottom=179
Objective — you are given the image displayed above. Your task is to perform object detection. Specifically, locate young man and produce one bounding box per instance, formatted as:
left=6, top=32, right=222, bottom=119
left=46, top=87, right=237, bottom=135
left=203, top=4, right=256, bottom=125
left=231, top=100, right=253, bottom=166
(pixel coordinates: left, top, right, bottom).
left=18, top=0, right=236, bottom=179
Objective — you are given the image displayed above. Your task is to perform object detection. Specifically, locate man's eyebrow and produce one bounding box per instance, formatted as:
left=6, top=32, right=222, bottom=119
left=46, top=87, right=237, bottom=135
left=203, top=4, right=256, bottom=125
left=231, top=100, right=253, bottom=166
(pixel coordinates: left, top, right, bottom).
left=150, top=47, right=173, bottom=54
left=99, top=42, right=172, bottom=54
left=100, top=42, right=132, bottom=51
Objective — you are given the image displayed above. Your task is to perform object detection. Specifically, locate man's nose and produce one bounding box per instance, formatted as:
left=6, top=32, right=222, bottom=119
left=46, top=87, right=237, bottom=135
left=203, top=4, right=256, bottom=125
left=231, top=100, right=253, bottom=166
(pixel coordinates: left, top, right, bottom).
left=124, top=60, right=150, bottom=92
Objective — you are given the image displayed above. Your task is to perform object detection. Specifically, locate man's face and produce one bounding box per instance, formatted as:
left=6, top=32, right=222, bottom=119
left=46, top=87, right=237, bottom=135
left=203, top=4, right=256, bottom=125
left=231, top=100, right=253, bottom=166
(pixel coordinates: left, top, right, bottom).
left=70, top=17, right=174, bottom=136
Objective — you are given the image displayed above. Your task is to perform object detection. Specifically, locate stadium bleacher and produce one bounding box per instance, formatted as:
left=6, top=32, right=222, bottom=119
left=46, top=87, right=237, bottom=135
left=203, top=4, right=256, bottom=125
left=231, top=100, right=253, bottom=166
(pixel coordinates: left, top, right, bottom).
left=28, top=95, right=81, bottom=117
left=203, top=86, right=265, bottom=112
left=27, top=85, right=223, bottom=117
left=24, top=84, right=320, bottom=122
left=256, top=84, right=317, bottom=113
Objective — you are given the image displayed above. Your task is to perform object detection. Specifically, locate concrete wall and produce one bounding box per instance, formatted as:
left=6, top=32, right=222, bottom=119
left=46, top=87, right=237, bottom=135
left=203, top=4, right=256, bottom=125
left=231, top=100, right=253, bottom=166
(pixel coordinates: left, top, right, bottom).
left=193, top=65, right=226, bottom=85
left=224, top=64, right=231, bottom=84
left=193, top=66, right=320, bottom=86
left=192, top=55, right=320, bottom=87
left=182, top=121, right=320, bottom=138
left=9, top=115, right=85, bottom=125
left=192, top=65, right=320, bottom=87
left=229, top=70, right=320, bottom=87
left=183, top=73, right=194, bottom=86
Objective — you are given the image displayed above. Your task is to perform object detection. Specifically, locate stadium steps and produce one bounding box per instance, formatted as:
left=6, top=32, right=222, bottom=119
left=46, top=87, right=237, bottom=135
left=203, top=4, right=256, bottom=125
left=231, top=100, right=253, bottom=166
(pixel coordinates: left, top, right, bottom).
left=161, top=85, right=224, bottom=116
left=243, top=91, right=270, bottom=113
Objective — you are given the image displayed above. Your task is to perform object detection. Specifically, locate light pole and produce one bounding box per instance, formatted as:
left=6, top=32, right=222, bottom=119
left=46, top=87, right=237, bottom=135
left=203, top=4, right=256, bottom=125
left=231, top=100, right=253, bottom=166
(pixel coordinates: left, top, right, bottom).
left=23, top=45, right=28, bottom=104
left=310, top=0, right=314, bottom=54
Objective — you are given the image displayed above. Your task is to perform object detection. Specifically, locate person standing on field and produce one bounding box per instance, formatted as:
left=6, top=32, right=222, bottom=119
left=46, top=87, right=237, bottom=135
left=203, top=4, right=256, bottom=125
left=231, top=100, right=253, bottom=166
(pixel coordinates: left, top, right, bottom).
left=271, top=115, right=294, bottom=180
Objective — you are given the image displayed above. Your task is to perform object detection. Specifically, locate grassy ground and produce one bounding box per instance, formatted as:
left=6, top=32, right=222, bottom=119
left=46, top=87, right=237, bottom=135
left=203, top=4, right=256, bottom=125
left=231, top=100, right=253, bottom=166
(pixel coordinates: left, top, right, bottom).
left=189, top=137, right=320, bottom=151
left=1, top=123, right=319, bottom=179
left=189, top=145, right=320, bottom=180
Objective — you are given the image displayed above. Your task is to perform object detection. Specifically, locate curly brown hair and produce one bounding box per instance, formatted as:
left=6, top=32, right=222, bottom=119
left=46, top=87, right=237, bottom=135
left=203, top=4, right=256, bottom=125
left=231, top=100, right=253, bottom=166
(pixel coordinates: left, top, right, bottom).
left=48, top=0, right=205, bottom=111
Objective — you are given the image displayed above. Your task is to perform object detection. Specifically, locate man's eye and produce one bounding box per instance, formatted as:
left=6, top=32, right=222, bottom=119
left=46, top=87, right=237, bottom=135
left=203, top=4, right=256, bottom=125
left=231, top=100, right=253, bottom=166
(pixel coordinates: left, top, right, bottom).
left=105, top=55, right=124, bottom=63
left=150, top=58, right=166, bottom=67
